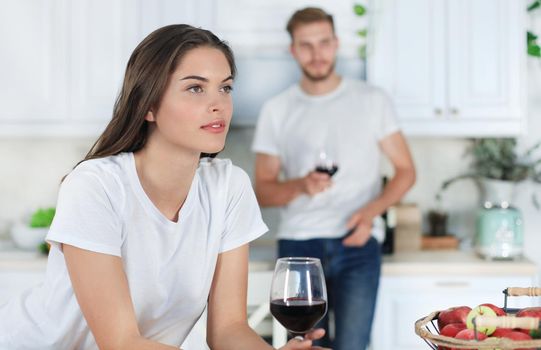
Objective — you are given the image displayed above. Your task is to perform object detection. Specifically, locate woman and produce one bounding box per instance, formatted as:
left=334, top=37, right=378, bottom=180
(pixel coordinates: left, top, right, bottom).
left=0, top=25, right=326, bottom=349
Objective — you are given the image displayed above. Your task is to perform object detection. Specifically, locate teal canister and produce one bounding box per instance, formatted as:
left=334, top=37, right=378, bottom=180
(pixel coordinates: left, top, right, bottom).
left=475, top=204, right=523, bottom=260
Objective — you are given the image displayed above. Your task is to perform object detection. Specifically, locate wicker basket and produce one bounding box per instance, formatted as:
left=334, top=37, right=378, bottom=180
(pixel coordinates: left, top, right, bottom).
left=414, top=287, right=541, bottom=349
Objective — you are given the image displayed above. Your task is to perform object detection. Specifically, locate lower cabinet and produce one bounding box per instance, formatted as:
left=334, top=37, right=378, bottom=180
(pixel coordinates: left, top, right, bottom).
left=370, top=275, right=539, bottom=350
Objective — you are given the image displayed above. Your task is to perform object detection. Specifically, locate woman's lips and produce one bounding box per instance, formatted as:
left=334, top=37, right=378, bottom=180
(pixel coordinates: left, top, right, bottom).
left=201, top=119, right=226, bottom=133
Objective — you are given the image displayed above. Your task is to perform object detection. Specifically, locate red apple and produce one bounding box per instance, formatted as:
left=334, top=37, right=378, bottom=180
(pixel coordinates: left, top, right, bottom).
left=438, top=306, right=472, bottom=330
left=438, top=323, right=467, bottom=350
left=450, top=329, right=488, bottom=350
left=491, top=328, right=513, bottom=338
left=502, top=331, right=534, bottom=350
left=503, top=330, right=532, bottom=340
left=455, top=328, right=488, bottom=340
left=480, top=303, right=506, bottom=316
left=440, top=323, right=467, bottom=337
left=516, top=307, right=541, bottom=318
left=516, top=307, right=541, bottom=339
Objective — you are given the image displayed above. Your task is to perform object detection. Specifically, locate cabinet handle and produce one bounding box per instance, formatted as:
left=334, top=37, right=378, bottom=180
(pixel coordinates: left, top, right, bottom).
left=434, top=281, right=470, bottom=288
left=434, top=108, right=443, bottom=116
left=449, top=107, right=459, bottom=115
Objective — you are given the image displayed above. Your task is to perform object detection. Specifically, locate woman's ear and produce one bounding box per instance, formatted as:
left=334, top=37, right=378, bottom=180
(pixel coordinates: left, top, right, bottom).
left=145, top=110, right=155, bottom=122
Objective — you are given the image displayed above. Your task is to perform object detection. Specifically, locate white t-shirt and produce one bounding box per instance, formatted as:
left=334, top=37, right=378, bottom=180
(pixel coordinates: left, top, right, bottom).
left=252, top=78, right=399, bottom=240
left=0, top=153, right=267, bottom=349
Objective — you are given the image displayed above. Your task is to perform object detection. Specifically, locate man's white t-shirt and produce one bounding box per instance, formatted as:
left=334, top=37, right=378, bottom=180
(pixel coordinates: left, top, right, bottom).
left=252, top=78, right=399, bottom=241
left=0, top=153, right=267, bottom=349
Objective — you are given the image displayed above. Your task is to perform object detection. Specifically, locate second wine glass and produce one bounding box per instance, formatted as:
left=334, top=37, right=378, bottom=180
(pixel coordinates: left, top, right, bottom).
left=315, top=147, right=339, bottom=177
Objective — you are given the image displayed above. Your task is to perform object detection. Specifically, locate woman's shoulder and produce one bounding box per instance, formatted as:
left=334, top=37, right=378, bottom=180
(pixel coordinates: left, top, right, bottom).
left=63, top=153, right=129, bottom=195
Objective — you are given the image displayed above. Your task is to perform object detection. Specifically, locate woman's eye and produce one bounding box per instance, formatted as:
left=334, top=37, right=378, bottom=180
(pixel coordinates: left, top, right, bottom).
left=188, top=86, right=203, bottom=93
left=221, top=85, right=233, bottom=94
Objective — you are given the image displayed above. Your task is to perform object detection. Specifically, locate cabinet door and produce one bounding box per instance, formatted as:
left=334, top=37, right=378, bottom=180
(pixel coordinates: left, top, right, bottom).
left=447, top=0, right=524, bottom=132
left=370, top=275, right=537, bottom=350
left=368, top=0, right=446, bottom=124
left=0, top=0, right=69, bottom=127
left=69, top=0, right=140, bottom=129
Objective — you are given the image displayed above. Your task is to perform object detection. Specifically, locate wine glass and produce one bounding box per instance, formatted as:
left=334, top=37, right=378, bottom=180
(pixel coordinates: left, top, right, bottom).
left=314, top=147, right=339, bottom=177
left=269, top=257, right=328, bottom=338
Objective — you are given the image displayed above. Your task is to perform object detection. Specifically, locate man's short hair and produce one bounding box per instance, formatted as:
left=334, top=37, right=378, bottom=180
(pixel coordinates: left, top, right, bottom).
left=286, top=7, right=335, bottom=39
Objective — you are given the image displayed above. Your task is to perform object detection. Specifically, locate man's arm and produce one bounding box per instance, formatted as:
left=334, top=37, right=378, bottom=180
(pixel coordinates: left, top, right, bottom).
left=343, top=131, right=416, bottom=246
left=254, top=153, right=331, bottom=207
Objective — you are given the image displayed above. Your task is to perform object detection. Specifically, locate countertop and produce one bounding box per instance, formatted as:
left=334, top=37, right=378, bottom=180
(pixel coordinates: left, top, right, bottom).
left=381, top=251, right=538, bottom=276
left=0, top=245, right=538, bottom=277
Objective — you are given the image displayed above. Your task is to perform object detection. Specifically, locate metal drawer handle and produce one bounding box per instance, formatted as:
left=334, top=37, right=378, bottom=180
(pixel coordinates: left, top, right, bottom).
left=434, top=281, right=471, bottom=288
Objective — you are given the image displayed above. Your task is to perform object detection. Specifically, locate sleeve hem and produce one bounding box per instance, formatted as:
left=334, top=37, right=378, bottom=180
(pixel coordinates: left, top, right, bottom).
left=219, top=224, right=269, bottom=253
left=46, top=231, right=121, bottom=257
left=377, top=125, right=401, bottom=141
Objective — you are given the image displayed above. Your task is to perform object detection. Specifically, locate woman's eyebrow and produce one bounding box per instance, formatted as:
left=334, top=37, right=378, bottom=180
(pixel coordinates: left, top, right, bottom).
left=179, top=75, right=234, bottom=82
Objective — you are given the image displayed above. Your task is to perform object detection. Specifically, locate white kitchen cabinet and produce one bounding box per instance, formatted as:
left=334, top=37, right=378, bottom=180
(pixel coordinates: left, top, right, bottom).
left=0, top=0, right=69, bottom=127
left=368, top=0, right=526, bottom=137
left=0, top=0, right=215, bottom=137
left=210, top=0, right=364, bottom=57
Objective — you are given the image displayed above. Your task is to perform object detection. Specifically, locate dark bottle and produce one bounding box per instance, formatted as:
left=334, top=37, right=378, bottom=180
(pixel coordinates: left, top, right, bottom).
left=381, top=177, right=396, bottom=255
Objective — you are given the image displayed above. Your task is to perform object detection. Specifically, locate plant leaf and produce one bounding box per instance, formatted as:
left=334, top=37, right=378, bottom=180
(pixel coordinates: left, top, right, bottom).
left=357, top=29, right=368, bottom=37
left=527, top=0, right=541, bottom=12
left=353, top=4, right=366, bottom=16
left=358, top=45, right=367, bottom=59
left=29, top=208, right=56, bottom=228
left=528, top=43, right=541, bottom=57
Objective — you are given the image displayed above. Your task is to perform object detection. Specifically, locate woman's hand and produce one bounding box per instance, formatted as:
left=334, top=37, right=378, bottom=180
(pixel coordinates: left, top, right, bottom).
left=278, top=329, right=331, bottom=350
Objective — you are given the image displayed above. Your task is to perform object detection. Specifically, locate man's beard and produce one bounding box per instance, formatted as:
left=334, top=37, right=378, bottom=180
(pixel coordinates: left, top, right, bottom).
left=301, top=61, right=336, bottom=82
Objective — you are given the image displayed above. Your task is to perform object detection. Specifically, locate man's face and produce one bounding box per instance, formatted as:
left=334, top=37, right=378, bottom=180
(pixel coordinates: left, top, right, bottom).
left=290, top=21, right=338, bottom=82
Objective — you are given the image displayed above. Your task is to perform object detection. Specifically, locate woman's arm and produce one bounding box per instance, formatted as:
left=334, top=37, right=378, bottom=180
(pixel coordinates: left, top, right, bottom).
left=206, top=244, right=274, bottom=350
left=63, top=244, right=178, bottom=350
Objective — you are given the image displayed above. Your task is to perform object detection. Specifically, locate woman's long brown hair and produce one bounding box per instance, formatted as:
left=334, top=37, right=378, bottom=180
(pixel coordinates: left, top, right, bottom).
left=76, top=24, right=236, bottom=167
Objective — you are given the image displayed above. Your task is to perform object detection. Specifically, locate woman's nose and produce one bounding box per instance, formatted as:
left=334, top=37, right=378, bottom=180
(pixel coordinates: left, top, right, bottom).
left=208, top=93, right=230, bottom=113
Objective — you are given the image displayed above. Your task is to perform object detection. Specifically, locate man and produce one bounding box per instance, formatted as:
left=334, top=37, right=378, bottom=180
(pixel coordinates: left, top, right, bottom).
left=252, top=7, right=416, bottom=350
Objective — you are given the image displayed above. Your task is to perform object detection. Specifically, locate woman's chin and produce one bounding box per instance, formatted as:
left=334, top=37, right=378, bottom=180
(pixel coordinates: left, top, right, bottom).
left=202, top=144, right=225, bottom=155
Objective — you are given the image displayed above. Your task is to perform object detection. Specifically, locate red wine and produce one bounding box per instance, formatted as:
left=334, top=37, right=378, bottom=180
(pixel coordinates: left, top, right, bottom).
left=315, top=165, right=339, bottom=176
left=270, top=298, right=327, bottom=334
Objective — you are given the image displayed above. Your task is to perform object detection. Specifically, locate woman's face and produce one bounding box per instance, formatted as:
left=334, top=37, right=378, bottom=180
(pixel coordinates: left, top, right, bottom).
left=146, top=46, right=234, bottom=155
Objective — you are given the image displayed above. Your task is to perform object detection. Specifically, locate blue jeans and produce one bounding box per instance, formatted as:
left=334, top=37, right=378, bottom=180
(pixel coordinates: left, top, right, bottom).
left=278, top=236, right=381, bottom=350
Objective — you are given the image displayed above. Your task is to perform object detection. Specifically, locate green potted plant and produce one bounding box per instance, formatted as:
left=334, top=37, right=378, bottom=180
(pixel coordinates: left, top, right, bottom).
left=436, top=138, right=541, bottom=205
left=11, top=207, right=55, bottom=253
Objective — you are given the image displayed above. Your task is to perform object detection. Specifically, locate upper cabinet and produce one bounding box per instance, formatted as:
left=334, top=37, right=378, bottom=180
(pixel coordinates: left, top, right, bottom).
left=368, top=0, right=526, bottom=137
left=0, top=0, right=368, bottom=135
left=0, top=0, right=69, bottom=130
left=4, top=0, right=523, bottom=136
left=0, top=0, right=214, bottom=137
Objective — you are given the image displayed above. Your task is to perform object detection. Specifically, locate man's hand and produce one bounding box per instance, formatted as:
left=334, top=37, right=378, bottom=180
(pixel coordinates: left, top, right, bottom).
left=343, top=207, right=376, bottom=247
left=301, top=172, right=332, bottom=196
